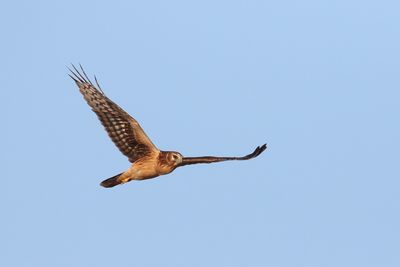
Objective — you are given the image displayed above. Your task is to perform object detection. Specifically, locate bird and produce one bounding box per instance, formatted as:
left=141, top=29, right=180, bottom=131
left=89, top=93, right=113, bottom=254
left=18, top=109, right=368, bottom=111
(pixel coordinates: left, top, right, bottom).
left=69, top=65, right=267, bottom=188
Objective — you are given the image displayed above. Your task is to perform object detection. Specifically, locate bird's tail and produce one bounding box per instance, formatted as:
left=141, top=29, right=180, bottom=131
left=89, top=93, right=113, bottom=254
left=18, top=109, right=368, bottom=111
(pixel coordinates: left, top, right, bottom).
left=100, top=173, right=123, bottom=188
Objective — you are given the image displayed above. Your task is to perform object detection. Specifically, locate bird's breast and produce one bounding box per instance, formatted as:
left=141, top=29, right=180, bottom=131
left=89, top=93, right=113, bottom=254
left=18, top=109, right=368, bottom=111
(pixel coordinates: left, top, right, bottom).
left=126, top=160, right=159, bottom=180
left=156, top=163, right=176, bottom=176
left=126, top=153, right=176, bottom=180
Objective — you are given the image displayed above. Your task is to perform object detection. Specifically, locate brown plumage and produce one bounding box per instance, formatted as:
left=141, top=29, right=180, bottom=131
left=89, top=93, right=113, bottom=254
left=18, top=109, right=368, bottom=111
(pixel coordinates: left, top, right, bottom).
left=69, top=65, right=267, bottom=188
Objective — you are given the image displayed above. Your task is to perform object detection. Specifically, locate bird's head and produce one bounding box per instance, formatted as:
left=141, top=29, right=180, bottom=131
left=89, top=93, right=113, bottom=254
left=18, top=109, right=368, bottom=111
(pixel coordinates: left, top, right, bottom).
left=165, top=151, right=183, bottom=166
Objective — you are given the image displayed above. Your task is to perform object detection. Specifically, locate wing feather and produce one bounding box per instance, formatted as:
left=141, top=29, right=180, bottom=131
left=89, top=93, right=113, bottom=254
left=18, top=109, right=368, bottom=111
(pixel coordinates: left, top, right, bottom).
left=179, top=144, right=267, bottom=166
left=69, top=65, right=158, bottom=163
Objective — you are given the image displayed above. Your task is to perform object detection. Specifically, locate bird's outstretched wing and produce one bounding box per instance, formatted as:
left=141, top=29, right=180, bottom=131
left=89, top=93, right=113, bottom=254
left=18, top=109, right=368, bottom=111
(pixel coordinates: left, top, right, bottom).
left=179, top=144, right=267, bottom=166
left=69, top=65, right=158, bottom=163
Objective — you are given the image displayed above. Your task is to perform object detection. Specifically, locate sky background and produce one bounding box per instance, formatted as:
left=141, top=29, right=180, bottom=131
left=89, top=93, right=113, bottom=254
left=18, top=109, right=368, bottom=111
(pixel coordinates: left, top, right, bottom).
left=2, top=0, right=400, bottom=266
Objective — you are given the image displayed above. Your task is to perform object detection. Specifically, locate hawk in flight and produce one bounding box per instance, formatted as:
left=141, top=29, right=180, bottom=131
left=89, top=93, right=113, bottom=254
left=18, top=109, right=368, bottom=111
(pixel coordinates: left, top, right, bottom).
left=69, top=65, right=267, bottom=188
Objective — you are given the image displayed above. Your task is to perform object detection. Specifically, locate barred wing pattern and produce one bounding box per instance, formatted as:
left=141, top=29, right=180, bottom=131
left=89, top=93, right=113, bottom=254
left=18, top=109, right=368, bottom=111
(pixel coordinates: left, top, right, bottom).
left=69, top=65, right=158, bottom=163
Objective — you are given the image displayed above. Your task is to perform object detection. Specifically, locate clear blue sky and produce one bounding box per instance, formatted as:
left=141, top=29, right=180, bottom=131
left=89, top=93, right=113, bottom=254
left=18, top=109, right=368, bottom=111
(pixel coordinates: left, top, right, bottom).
left=2, top=1, right=399, bottom=266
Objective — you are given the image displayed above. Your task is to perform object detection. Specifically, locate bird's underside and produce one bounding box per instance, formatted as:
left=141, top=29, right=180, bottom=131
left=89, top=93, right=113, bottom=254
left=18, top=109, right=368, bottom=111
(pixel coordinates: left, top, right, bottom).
left=69, top=64, right=267, bottom=188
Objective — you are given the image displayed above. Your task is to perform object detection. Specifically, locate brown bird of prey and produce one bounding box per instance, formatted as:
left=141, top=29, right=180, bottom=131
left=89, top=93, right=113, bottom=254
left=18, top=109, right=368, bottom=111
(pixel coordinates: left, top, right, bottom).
left=69, top=65, right=267, bottom=188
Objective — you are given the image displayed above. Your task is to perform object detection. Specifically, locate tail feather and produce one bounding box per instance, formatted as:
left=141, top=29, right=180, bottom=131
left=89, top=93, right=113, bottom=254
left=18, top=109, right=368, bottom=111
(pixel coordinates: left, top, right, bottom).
left=100, top=173, right=123, bottom=188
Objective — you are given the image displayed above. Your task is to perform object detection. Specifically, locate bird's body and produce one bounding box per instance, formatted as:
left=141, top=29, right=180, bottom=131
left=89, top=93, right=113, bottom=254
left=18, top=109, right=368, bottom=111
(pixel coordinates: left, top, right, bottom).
left=116, top=151, right=181, bottom=183
left=69, top=65, right=266, bottom=188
